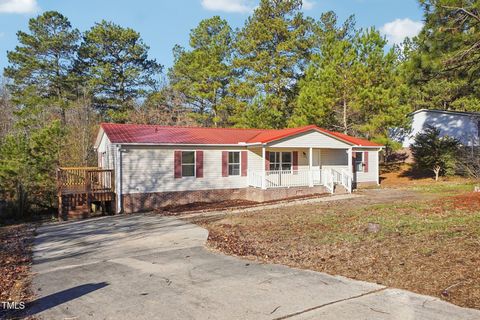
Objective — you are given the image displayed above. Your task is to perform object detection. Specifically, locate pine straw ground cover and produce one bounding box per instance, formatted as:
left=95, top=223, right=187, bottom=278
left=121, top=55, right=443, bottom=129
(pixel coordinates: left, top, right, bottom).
left=0, top=223, right=36, bottom=319
left=191, top=182, right=480, bottom=309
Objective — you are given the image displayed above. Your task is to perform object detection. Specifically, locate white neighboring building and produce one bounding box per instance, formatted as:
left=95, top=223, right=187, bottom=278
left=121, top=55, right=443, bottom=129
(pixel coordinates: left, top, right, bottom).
left=402, top=109, right=480, bottom=148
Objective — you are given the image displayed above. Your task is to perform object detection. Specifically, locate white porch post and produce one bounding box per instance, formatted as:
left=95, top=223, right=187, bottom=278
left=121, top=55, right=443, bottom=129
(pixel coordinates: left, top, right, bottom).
left=376, top=149, right=381, bottom=185
left=347, top=147, right=353, bottom=176
left=347, top=147, right=353, bottom=192
left=308, top=147, right=313, bottom=187
left=261, top=146, right=266, bottom=189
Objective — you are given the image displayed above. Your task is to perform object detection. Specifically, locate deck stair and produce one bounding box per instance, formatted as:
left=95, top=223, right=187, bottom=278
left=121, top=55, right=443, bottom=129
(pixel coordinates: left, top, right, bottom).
left=57, top=167, right=115, bottom=221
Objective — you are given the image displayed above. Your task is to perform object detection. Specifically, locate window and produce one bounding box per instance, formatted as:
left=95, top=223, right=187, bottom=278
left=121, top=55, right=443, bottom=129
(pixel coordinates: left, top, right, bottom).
left=281, top=152, right=292, bottom=170
left=181, top=151, right=195, bottom=177
left=269, top=152, right=292, bottom=171
left=355, top=152, right=364, bottom=172
left=228, top=152, right=240, bottom=176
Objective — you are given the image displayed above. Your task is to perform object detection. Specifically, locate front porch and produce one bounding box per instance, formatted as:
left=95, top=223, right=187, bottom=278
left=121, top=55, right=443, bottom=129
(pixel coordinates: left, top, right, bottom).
left=247, top=147, right=354, bottom=193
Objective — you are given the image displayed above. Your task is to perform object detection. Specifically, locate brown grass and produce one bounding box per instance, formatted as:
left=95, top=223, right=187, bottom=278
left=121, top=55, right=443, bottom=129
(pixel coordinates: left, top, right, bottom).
left=380, top=163, right=473, bottom=188
left=192, top=182, right=480, bottom=310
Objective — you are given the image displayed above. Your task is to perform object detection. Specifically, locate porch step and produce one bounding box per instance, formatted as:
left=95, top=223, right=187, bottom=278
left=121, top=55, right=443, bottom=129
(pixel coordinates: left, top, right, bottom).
left=334, top=185, right=349, bottom=194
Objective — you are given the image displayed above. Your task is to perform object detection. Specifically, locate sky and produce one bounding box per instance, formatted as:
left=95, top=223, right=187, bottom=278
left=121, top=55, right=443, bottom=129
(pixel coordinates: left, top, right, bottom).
left=0, top=0, right=424, bottom=73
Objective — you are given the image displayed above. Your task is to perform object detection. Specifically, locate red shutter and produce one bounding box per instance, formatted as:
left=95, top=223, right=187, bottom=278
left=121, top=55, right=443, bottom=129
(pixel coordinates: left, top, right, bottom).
left=196, top=151, right=204, bottom=178
left=292, top=151, right=298, bottom=171
left=241, top=151, right=248, bottom=176
left=174, top=151, right=182, bottom=178
left=222, top=151, right=228, bottom=177
left=265, top=151, right=270, bottom=171
left=364, top=151, right=369, bottom=173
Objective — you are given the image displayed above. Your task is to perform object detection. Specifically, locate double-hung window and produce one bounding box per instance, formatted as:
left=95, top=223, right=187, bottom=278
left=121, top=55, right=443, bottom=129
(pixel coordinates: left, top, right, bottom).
left=181, top=151, right=195, bottom=177
left=354, top=152, right=364, bottom=172
left=269, top=152, right=292, bottom=171
left=228, top=152, right=240, bottom=176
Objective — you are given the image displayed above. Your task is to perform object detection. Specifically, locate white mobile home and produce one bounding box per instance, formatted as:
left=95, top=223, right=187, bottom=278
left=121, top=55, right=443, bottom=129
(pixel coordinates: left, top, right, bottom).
left=92, top=124, right=383, bottom=214
left=402, top=109, right=480, bottom=147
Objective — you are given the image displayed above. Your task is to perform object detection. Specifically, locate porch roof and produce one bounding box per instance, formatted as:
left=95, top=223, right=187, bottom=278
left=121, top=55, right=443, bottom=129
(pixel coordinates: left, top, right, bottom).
left=97, top=123, right=382, bottom=148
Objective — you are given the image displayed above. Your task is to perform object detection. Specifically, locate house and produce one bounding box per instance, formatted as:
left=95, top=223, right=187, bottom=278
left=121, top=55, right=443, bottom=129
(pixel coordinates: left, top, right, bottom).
left=90, top=124, right=383, bottom=214
left=402, top=109, right=480, bottom=148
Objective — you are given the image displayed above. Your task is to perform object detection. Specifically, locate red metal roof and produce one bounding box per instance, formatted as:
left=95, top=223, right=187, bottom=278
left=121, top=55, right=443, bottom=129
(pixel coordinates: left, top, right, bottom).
left=100, top=123, right=382, bottom=147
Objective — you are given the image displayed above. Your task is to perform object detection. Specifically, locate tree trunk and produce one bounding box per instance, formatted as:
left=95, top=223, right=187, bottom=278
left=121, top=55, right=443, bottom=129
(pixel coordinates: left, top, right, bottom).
left=433, top=165, right=441, bottom=181
left=342, top=96, right=348, bottom=134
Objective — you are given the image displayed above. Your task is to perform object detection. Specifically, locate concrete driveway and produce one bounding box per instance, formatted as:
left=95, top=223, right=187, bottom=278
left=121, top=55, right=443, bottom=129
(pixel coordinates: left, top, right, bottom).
left=28, top=213, right=480, bottom=320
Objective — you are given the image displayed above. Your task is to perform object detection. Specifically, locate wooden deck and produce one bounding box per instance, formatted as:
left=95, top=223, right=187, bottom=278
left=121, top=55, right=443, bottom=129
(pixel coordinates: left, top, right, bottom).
left=57, top=167, right=116, bottom=220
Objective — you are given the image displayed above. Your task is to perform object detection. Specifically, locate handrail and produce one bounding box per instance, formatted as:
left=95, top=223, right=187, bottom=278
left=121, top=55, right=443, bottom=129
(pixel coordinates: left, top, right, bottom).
left=323, top=169, right=334, bottom=194
left=331, top=168, right=352, bottom=193
left=57, top=167, right=114, bottom=194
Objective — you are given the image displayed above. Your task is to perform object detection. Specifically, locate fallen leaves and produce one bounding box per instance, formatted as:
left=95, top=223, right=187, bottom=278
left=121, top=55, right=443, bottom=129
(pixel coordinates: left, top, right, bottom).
left=0, top=224, right=35, bottom=304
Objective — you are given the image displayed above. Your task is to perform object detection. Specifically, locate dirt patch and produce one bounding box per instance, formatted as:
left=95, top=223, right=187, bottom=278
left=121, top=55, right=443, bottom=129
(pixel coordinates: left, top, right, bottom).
left=157, top=200, right=259, bottom=215
left=193, top=186, right=480, bottom=310
left=380, top=163, right=473, bottom=188
left=441, top=192, right=480, bottom=212
left=0, top=224, right=35, bottom=319
left=157, top=193, right=331, bottom=215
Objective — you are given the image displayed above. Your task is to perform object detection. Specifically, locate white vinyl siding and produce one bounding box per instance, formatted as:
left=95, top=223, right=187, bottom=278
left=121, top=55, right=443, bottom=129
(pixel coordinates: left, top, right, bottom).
left=121, top=146, right=248, bottom=194
left=403, top=110, right=480, bottom=147
left=268, top=130, right=351, bottom=148
left=320, top=149, right=349, bottom=173
left=353, top=148, right=380, bottom=183
left=110, top=138, right=380, bottom=195
left=96, top=134, right=115, bottom=170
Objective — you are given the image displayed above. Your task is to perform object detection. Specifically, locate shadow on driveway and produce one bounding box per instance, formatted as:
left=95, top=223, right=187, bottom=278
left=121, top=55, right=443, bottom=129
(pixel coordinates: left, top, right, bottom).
left=24, top=282, right=109, bottom=317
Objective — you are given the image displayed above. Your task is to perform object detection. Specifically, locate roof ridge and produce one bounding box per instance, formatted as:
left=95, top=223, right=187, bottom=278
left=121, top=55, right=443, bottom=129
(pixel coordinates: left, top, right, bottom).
left=100, top=123, right=382, bottom=147
left=100, top=123, right=320, bottom=133
left=101, top=122, right=272, bottom=132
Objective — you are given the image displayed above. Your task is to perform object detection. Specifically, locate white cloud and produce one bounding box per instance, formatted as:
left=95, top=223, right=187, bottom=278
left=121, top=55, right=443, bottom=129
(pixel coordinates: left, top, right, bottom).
left=0, top=32, right=4, bottom=38
left=302, top=0, right=315, bottom=10
left=381, top=18, right=423, bottom=44
left=201, top=0, right=254, bottom=13
left=0, top=0, right=39, bottom=14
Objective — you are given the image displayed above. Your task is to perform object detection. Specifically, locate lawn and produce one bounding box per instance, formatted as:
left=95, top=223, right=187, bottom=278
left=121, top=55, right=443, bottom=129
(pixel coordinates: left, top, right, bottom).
left=191, top=179, right=480, bottom=309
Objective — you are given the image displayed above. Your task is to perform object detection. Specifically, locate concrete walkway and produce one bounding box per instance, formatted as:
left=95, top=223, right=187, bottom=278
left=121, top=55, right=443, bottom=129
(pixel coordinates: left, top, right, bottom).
left=28, top=213, right=480, bottom=320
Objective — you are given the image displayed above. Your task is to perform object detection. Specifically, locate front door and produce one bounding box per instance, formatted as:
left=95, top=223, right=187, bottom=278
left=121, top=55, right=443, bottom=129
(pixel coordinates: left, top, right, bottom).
left=312, top=149, right=321, bottom=185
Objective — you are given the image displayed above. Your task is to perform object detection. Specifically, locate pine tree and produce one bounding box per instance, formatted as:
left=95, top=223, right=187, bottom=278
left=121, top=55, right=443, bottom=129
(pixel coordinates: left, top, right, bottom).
left=406, top=0, right=480, bottom=111
left=231, top=0, right=315, bottom=128
left=292, top=12, right=410, bottom=142
left=411, top=125, right=460, bottom=180
left=169, top=17, right=233, bottom=126
left=77, top=20, right=163, bottom=122
left=4, top=11, right=80, bottom=126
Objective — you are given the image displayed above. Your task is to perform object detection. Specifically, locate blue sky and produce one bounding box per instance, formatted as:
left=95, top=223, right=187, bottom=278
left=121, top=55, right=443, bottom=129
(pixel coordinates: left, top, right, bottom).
left=0, top=0, right=424, bottom=73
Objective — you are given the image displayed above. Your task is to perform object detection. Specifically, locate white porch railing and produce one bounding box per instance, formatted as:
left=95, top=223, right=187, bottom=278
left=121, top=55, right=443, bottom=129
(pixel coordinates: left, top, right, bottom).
left=330, top=168, right=353, bottom=193
left=322, top=168, right=334, bottom=193
left=248, top=168, right=352, bottom=194
left=248, top=169, right=321, bottom=189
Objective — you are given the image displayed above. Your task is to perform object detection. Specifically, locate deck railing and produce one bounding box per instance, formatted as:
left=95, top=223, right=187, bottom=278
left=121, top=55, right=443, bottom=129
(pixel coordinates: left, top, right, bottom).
left=57, top=167, right=115, bottom=194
